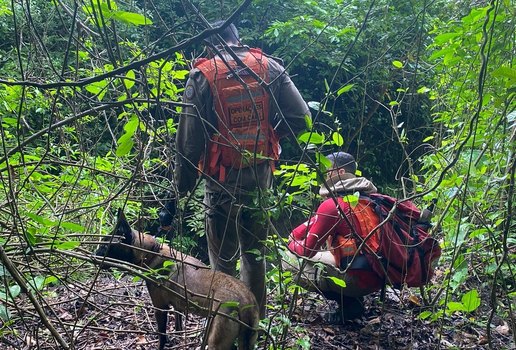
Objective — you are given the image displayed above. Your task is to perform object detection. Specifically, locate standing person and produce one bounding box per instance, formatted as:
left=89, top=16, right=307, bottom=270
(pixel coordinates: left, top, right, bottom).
left=164, top=21, right=310, bottom=318
left=286, top=152, right=384, bottom=323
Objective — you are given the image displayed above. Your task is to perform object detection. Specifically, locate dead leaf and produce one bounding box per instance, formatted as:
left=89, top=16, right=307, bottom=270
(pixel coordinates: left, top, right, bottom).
left=495, top=324, right=510, bottom=335
left=408, top=295, right=422, bottom=306
left=478, top=336, right=489, bottom=345
left=323, top=327, right=335, bottom=335
left=25, top=334, right=36, bottom=347
left=368, top=317, right=381, bottom=325
left=59, top=310, right=74, bottom=321
left=135, top=335, right=147, bottom=344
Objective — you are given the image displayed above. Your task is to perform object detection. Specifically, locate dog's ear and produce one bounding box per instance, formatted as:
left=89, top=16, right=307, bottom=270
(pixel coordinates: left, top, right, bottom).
left=115, top=209, right=133, bottom=243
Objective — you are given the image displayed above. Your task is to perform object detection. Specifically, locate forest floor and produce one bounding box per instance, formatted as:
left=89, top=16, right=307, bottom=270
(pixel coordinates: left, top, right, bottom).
left=1, top=273, right=514, bottom=350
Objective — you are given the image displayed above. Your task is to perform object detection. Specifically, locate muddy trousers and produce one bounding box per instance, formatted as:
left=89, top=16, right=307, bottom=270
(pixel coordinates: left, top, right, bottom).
left=204, top=192, right=268, bottom=318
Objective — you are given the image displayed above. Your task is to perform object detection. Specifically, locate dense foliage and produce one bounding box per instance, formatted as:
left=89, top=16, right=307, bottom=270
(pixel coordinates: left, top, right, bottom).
left=0, top=0, right=514, bottom=348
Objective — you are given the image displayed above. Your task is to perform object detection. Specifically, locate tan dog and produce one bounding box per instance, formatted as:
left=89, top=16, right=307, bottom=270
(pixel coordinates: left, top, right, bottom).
left=95, top=210, right=259, bottom=350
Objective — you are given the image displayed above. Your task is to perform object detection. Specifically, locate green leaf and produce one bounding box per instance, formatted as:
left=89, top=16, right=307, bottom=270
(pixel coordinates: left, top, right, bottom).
left=85, top=80, right=108, bottom=100
left=342, top=192, right=359, bottom=207
left=112, top=11, right=153, bottom=26
left=419, top=310, right=433, bottom=320
left=429, top=47, right=454, bottom=61
left=0, top=305, right=10, bottom=321
left=355, top=169, right=362, bottom=176
left=446, top=301, right=466, bottom=313
left=304, top=114, right=313, bottom=130
left=9, top=285, right=21, bottom=299
left=123, top=115, right=140, bottom=134
left=290, top=175, right=312, bottom=187
left=116, top=134, right=134, bottom=157
left=61, top=222, right=86, bottom=233
left=123, top=70, right=135, bottom=90
left=173, top=70, right=190, bottom=80
left=317, top=152, right=331, bottom=169
left=324, top=79, right=330, bottom=93
left=331, top=132, right=344, bottom=146
left=392, top=60, right=403, bottom=68
left=55, top=241, right=81, bottom=250
left=461, top=289, right=481, bottom=312
left=433, top=32, right=461, bottom=44
left=2, top=117, right=18, bottom=127
left=422, top=135, right=434, bottom=142
left=0, top=265, right=9, bottom=277
left=417, top=86, right=431, bottom=94
left=44, top=276, right=58, bottom=286
left=116, top=115, right=139, bottom=156
left=26, top=213, right=57, bottom=227
left=492, top=66, right=516, bottom=81
left=297, top=132, right=325, bottom=144
left=336, top=84, right=354, bottom=96
left=29, top=276, right=45, bottom=291
left=327, top=276, right=346, bottom=288
left=162, top=260, right=175, bottom=267
left=25, top=228, right=37, bottom=246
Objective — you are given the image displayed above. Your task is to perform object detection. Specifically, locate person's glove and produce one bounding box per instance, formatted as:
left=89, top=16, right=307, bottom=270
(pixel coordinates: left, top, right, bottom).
left=158, top=199, right=176, bottom=230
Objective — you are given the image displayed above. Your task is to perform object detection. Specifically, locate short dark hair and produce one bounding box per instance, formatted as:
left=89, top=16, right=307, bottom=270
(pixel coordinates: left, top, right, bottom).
left=205, top=20, right=240, bottom=46
left=326, top=152, right=357, bottom=174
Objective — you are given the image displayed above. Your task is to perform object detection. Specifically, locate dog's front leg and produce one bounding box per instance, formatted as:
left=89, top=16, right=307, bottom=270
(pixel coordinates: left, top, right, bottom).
left=155, top=308, right=168, bottom=350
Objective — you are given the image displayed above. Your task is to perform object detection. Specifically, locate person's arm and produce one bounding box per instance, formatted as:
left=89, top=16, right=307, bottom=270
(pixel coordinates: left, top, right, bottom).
left=288, top=199, right=344, bottom=258
left=174, top=70, right=210, bottom=195
left=268, top=59, right=311, bottom=138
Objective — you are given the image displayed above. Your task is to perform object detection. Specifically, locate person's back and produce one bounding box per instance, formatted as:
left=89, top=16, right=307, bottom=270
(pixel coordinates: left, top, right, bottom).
left=175, top=22, right=309, bottom=196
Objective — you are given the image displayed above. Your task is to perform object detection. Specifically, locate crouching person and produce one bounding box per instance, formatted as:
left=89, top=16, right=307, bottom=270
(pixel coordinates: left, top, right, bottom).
left=285, top=152, right=384, bottom=323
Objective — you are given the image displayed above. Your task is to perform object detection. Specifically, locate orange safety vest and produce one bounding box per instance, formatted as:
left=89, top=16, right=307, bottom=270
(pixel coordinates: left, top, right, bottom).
left=195, top=48, right=279, bottom=182
left=328, top=198, right=381, bottom=266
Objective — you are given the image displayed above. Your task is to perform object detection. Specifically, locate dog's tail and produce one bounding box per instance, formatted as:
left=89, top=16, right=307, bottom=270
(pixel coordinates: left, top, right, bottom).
left=238, top=305, right=259, bottom=350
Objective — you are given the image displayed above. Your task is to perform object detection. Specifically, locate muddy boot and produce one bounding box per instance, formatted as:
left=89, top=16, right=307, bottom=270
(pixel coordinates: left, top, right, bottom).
left=322, top=296, right=365, bottom=324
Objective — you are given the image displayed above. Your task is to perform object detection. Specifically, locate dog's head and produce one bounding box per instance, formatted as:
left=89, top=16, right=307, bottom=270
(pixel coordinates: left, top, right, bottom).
left=95, top=209, right=138, bottom=266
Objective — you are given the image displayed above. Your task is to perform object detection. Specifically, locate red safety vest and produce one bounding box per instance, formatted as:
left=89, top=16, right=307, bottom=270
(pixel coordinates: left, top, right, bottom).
left=195, top=48, right=279, bottom=182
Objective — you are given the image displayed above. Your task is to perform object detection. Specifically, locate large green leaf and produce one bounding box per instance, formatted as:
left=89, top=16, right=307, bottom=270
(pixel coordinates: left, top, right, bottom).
left=327, top=276, right=346, bottom=288
left=112, top=11, right=153, bottom=25
left=492, top=66, right=516, bottom=81
left=61, top=222, right=87, bottom=233
left=85, top=80, right=108, bottom=101
left=461, top=289, right=481, bottom=312
left=123, top=70, right=136, bottom=90
left=116, top=133, right=135, bottom=156
left=298, top=131, right=325, bottom=144
left=331, top=131, right=344, bottom=146
left=26, top=213, right=57, bottom=227
left=336, top=84, right=354, bottom=96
